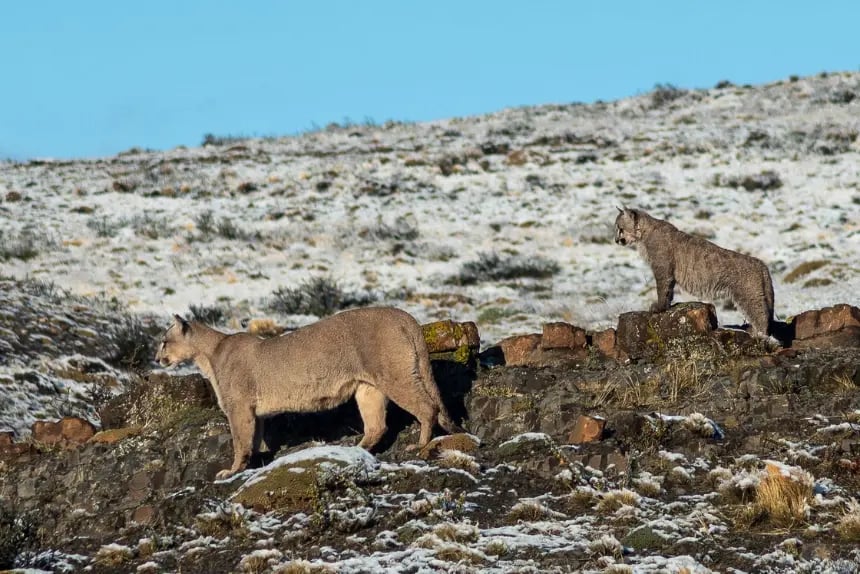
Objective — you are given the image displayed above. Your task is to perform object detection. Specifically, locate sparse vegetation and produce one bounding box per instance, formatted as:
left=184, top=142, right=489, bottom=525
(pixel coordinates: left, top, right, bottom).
left=0, top=227, right=55, bottom=261
left=110, top=313, right=159, bottom=370
left=192, top=210, right=255, bottom=241
left=94, top=543, right=134, bottom=567
left=130, top=213, right=175, bottom=239
left=267, top=276, right=376, bottom=317
left=449, top=251, right=560, bottom=285
left=507, top=500, right=563, bottom=522
left=0, top=507, right=38, bottom=569
left=359, top=219, right=420, bottom=242
left=711, top=170, right=783, bottom=191
left=435, top=450, right=481, bottom=475
left=86, top=215, right=126, bottom=238
left=650, top=83, right=686, bottom=108
left=836, top=499, right=860, bottom=541
left=784, top=260, right=829, bottom=283
left=188, top=303, right=229, bottom=325
left=596, top=489, right=640, bottom=513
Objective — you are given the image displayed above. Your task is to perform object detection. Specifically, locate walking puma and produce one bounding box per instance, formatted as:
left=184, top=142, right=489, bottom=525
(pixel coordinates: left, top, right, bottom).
left=155, top=307, right=462, bottom=479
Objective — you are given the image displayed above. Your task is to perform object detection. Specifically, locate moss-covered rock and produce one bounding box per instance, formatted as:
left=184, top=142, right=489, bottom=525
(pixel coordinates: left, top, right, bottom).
left=231, top=446, right=377, bottom=513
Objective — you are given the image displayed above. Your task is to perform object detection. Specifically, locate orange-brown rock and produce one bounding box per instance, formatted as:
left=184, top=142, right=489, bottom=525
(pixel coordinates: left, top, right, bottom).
left=419, top=433, right=481, bottom=460
left=423, top=320, right=481, bottom=353
left=32, top=417, right=96, bottom=447
left=541, top=322, right=586, bottom=350
left=61, top=417, right=96, bottom=444
left=0, top=431, right=12, bottom=448
left=568, top=415, right=606, bottom=444
left=591, top=328, right=619, bottom=359
left=32, top=420, right=64, bottom=445
left=792, top=304, right=860, bottom=348
left=498, top=334, right=542, bottom=367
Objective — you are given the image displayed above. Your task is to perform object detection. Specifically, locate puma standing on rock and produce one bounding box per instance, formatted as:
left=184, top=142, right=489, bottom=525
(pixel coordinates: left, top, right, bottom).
left=155, top=307, right=462, bottom=479
left=614, top=207, right=776, bottom=337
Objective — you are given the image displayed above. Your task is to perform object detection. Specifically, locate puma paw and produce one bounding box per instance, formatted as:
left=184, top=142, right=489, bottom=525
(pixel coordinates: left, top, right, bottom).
left=215, top=468, right=236, bottom=480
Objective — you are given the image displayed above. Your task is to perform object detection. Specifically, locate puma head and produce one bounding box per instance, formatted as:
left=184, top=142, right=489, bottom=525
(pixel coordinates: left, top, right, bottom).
left=155, top=314, right=194, bottom=367
left=614, top=206, right=642, bottom=247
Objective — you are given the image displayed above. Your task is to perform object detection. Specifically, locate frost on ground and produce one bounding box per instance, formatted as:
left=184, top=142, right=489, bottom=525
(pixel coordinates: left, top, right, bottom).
left=1, top=72, right=860, bottom=573
left=1, top=72, right=858, bottom=349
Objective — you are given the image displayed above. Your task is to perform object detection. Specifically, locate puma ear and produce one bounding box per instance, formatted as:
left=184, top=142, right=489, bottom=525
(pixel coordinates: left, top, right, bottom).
left=616, top=206, right=624, bottom=215
left=173, top=314, right=190, bottom=335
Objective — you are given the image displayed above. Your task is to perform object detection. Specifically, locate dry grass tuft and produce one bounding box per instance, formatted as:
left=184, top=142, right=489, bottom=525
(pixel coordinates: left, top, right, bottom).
left=664, top=360, right=704, bottom=403
left=273, top=561, right=335, bottom=574
left=436, top=449, right=481, bottom=475
left=633, top=475, right=663, bottom=498
left=247, top=317, right=286, bottom=338
left=561, top=487, right=598, bottom=513
left=587, top=534, right=623, bottom=558
left=484, top=539, right=509, bottom=556
left=240, top=549, right=284, bottom=573
left=755, top=462, right=814, bottom=527
left=836, top=499, right=860, bottom=541
left=596, top=489, right=641, bottom=513
left=195, top=503, right=250, bottom=537
left=508, top=500, right=565, bottom=522
left=730, top=462, right=814, bottom=529
left=94, top=543, right=134, bottom=567
left=784, top=260, right=829, bottom=283
left=432, top=522, right=480, bottom=544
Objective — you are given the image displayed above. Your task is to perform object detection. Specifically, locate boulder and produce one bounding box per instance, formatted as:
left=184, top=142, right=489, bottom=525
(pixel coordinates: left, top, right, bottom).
left=497, top=334, right=542, bottom=367
left=616, top=302, right=718, bottom=361
left=541, top=322, right=587, bottom=350
left=31, top=420, right=64, bottom=445
left=32, top=416, right=96, bottom=447
left=792, top=304, right=860, bottom=349
left=568, top=415, right=606, bottom=444
left=591, top=328, right=620, bottom=359
left=422, top=320, right=481, bottom=353
left=99, top=372, right=218, bottom=430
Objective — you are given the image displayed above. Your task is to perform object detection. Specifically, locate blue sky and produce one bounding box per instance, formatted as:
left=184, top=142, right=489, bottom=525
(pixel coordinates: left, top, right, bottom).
left=2, top=1, right=858, bottom=159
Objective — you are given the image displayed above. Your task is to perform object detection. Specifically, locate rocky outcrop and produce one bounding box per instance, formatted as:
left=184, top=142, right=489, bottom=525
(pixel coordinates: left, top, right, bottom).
left=616, top=302, right=719, bottom=361
left=2, top=303, right=860, bottom=572
left=792, top=303, right=860, bottom=349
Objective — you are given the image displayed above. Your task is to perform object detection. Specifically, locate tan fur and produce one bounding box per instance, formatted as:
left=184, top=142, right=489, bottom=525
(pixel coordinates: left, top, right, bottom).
left=614, top=207, right=775, bottom=336
left=155, top=307, right=462, bottom=479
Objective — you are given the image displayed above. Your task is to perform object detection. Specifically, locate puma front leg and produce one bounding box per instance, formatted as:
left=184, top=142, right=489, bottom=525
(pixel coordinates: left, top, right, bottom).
left=650, top=263, right=675, bottom=313
left=216, top=402, right=257, bottom=480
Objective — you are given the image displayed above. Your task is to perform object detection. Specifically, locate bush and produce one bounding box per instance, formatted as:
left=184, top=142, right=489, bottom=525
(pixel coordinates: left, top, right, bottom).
left=359, top=220, right=419, bottom=242
left=86, top=216, right=126, bottom=238
left=194, top=210, right=215, bottom=235
left=0, top=227, right=55, bottom=261
left=712, top=170, right=782, bottom=192
left=650, top=83, right=686, bottom=108
left=193, top=210, right=254, bottom=241
left=0, top=507, right=38, bottom=569
left=267, top=277, right=377, bottom=317
left=20, top=278, right=67, bottom=301
left=449, top=252, right=560, bottom=285
left=188, top=303, right=229, bottom=325
left=201, top=133, right=248, bottom=147
left=130, top=214, right=175, bottom=239
left=110, top=313, right=159, bottom=371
